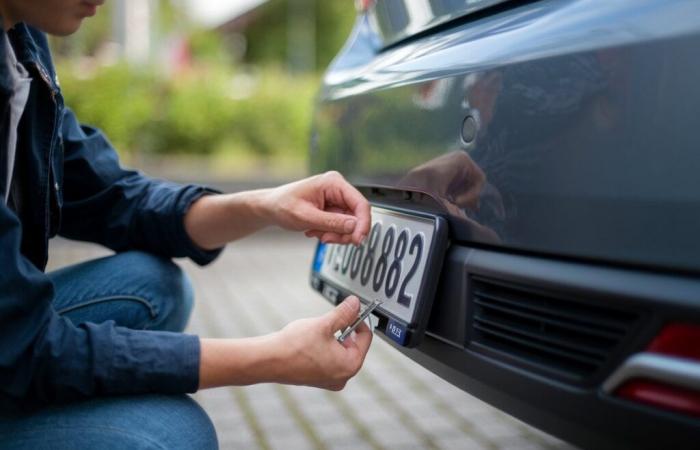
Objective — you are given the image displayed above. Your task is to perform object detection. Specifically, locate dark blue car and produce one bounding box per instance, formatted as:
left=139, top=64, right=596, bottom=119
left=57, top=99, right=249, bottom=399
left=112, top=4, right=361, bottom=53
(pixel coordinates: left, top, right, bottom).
left=309, top=1, right=700, bottom=448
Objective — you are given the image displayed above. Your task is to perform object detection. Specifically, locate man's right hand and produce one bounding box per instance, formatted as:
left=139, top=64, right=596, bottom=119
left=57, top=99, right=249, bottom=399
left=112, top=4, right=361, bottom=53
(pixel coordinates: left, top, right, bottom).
left=273, top=296, right=373, bottom=390
left=198, top=296, right=373, bottom=391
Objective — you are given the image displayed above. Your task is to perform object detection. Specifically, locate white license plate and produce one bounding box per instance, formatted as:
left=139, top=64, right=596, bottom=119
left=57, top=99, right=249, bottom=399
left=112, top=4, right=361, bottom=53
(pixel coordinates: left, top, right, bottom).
left=317, top=206, right=437, bottom=325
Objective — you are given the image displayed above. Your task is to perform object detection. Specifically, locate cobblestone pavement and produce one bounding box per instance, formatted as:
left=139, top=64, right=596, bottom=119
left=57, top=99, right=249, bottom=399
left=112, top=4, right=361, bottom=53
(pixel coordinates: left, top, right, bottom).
left=48, top=232, right=578, bottom=450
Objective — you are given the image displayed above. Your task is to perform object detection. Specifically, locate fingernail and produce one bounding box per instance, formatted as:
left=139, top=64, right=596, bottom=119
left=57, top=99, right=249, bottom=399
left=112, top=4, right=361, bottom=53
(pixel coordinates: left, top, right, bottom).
left=343, top=218, right=356, bottom=233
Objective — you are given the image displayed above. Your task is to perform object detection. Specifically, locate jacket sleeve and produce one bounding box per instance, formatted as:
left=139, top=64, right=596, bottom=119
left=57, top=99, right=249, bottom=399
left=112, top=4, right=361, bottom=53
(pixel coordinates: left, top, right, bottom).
left=58, top=107, right=222, bottom=266
left=0, top=202, right=201, bottom=409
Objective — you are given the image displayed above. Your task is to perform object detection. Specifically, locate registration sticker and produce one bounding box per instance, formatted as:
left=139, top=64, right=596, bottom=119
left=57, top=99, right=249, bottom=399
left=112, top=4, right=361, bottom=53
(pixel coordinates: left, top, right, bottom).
left=386, top=319, right=408, bottom=346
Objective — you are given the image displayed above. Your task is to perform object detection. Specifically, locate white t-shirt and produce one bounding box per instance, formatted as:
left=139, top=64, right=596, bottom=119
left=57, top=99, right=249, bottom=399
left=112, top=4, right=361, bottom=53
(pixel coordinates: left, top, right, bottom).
left=2, top=31, right=31, bottom=204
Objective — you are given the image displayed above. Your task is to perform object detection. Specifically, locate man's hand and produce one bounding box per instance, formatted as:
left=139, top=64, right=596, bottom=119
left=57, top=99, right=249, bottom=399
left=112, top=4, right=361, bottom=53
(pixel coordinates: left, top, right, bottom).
left=272, top=296, right=372, bottom=390
left=198, top=296, right=373, bottom=391
left=184, top=171, right=371, bottom=250
left=262, top=171, right=371, bottom=245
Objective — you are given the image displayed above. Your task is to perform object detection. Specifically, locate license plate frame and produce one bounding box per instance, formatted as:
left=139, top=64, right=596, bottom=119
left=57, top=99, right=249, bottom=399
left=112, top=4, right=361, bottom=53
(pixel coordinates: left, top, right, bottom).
left=310, top=204, right=448, bottom=347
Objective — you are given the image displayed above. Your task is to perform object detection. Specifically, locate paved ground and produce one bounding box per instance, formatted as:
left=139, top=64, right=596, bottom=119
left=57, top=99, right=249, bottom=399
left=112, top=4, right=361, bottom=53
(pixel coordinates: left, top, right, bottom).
left=48, top=231, right=577, bottom=450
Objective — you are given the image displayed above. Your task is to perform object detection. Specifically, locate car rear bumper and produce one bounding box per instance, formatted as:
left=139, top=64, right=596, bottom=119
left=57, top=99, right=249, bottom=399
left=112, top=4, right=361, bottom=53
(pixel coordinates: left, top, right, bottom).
left=389, top=243, right=700, bottom=449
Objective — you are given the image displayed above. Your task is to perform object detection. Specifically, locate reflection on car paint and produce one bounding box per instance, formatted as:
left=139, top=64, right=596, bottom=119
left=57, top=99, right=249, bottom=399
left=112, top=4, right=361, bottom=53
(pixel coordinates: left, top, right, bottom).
left=312, top=0, right=700, bottom=272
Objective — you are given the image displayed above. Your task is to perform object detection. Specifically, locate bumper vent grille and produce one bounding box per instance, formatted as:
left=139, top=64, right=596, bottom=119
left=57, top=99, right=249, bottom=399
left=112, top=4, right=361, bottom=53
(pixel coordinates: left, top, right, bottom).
left=470, top=277, right=641, bottom=383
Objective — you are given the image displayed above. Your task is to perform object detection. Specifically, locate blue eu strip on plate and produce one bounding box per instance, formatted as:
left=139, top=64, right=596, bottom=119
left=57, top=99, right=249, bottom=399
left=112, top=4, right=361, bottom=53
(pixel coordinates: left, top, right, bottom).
left=313, top=242, right=326, bottom=272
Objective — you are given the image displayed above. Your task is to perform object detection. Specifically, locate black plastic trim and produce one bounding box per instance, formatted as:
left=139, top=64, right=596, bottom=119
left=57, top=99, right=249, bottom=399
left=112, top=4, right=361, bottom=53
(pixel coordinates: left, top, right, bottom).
left=397, top=244, right=700, bottom=449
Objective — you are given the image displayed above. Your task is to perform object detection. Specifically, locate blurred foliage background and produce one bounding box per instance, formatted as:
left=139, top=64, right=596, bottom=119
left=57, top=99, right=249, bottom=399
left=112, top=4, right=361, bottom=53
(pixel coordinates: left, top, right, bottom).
left=51, top=0, right=355, bottom=180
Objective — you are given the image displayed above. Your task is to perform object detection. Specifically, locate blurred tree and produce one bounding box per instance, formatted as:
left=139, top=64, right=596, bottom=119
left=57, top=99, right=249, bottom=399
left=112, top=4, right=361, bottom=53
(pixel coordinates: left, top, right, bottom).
left=235, top=0, right=356, bottom=72
left=188, top=28, right=232, bottom=66
left=48, top=0, right=353, bottom=170
left=51, top=0, right=184, bottom=61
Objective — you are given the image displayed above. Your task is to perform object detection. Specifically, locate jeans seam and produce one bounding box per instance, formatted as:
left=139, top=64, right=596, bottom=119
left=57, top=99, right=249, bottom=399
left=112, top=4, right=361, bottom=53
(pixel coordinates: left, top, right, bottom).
left=56, top=295, right=158, bottom=318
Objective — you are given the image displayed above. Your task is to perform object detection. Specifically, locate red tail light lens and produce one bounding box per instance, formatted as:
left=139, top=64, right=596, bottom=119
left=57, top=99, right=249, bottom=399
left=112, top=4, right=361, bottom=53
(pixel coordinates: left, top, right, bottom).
left=612, top=323, right=700, bottom=417
left=647, top=323, right=700, bottom=361
left=616, top=379, right=700, bottom=418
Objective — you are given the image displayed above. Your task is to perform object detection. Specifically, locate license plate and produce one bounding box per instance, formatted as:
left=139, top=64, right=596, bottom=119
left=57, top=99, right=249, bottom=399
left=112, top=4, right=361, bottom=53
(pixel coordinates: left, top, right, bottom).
left=311, top=205, right=447, bottom=347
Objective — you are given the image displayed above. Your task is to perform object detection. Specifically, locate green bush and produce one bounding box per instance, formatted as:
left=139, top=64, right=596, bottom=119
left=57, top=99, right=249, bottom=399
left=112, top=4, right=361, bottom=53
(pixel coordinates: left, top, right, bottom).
left=56, top=63, right=318, bottom=162
left=58, top=63, right=157, bottom=154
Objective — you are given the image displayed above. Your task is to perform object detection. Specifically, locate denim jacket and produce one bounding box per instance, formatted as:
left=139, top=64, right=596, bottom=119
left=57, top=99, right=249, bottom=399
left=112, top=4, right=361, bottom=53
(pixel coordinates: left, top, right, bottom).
left=0, top=24, right=221, bottom=408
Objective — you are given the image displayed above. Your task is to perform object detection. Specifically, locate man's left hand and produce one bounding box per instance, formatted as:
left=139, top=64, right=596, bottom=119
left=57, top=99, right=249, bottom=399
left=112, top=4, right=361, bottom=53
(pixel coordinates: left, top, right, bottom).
left=262, top=171, right=371, bottom=245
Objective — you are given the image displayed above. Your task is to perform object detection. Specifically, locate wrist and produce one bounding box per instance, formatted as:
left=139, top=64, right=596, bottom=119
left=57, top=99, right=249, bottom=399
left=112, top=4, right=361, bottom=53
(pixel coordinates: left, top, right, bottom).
left=198, top=334, right=285, bottom=389
left=242, top=188, right=275, bottom=228
left=240, top=333, right=286, bottom=384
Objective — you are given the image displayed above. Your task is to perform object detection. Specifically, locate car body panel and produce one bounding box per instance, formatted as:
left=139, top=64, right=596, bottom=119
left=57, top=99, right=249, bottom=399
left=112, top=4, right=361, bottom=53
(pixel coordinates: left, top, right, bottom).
left=311, top=0, right=700, bottom=275
left=369, top=0, right=513, bottom=47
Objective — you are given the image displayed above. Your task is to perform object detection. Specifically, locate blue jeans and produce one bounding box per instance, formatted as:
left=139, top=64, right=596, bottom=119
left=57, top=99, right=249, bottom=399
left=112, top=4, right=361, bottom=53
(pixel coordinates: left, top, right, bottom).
left=0, top=251, right=218, bottom=450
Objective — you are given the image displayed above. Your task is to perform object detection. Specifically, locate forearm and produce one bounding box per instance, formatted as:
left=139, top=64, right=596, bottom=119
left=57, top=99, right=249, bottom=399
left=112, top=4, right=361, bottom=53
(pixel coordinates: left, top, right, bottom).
left=198, top=336, right=284, bottom=389
left=197, top=297, right=373, bottom=392
left=184, top=190, right=273, bottom=250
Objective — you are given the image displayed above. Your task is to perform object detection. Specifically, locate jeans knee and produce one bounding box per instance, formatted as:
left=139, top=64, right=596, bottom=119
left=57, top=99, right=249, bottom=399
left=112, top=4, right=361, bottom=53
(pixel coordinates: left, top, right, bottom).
left=149, top=395, right=218, bottom=450
left=169, top=270, right=194, bottom=332
left=119, top=252, right=194, bottom=332
left=147, top=258, right=194, bottom=332
left=1, top=395, right=220, bottom=450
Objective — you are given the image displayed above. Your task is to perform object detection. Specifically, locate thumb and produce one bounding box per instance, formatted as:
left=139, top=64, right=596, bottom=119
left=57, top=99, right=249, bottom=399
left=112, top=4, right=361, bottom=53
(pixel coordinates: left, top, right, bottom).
left=325, top=296, right=360, bottom=333
left=300, top=204, right=358, bottom=235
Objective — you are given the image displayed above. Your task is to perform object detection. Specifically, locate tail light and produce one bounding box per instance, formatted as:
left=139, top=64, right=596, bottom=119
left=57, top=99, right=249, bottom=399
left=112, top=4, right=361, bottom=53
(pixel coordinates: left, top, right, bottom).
left=647, top=323, right=700, bottom=361
left=610, top=323, right=700, bottom=417
left=616, top=379, right=700, bottom=418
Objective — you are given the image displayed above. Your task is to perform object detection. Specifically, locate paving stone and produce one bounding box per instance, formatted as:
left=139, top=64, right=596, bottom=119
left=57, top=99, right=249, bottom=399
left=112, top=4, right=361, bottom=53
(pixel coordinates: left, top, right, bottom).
left=217, top=429, right=258, bottom=450
left=325, top=433, right=375, bottom=450
left=314, top=417, right=358, bottom=442
left=339, top=391, right=394, bottom=424
left=434, top=434, right=488, bottom=450
left=294, top=401, right=342, bottom=425
left=446, top=396, right=500, bottom=421
left=496, top=435, right=564, bottom=450
left=408, top=408, right=459, bottom=436
left=369, top=419, right=423, bottom=449
left=470, top=414, right=525, bottom=440
left=266, top=431, right=313, bottom=450
left=335, top=384, right=375, bottom=408
left=257, top=411, right=300, bottom=435
left=361, top=411, right=431, bottom=443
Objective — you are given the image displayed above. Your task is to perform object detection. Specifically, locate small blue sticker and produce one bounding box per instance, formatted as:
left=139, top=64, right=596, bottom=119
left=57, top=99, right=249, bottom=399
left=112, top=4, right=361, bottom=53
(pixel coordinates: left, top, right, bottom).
left=313, top=243, right=326, bottom=272
left=386, top=319, right=408, bottom=346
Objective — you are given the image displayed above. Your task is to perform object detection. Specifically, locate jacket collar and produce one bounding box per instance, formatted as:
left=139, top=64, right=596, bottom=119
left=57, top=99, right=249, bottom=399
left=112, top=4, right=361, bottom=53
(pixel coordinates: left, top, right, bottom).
left=7, top=23, right=59, bottom=93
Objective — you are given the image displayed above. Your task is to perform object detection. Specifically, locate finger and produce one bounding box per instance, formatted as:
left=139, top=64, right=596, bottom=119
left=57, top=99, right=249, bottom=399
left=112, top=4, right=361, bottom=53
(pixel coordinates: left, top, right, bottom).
left=335, top=183, right=371, bottom=244
left=354, top=319, right=371, bottom=335
left=320, top=173, right=371, bottom=244
left=299, top=204, right=358, bottom=235
left=351, top=321, right=373, bottom=357
left=326, top=382, right=347, bottom=392
left=324, top=295, right=360, bottom=333
left=325, top=205, right=348, bottom=214
left=319, top=231, right=353, bottom=245
left=339, top=320, right=372, bottom=350
left=305, top=230, right=324, bottom=239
